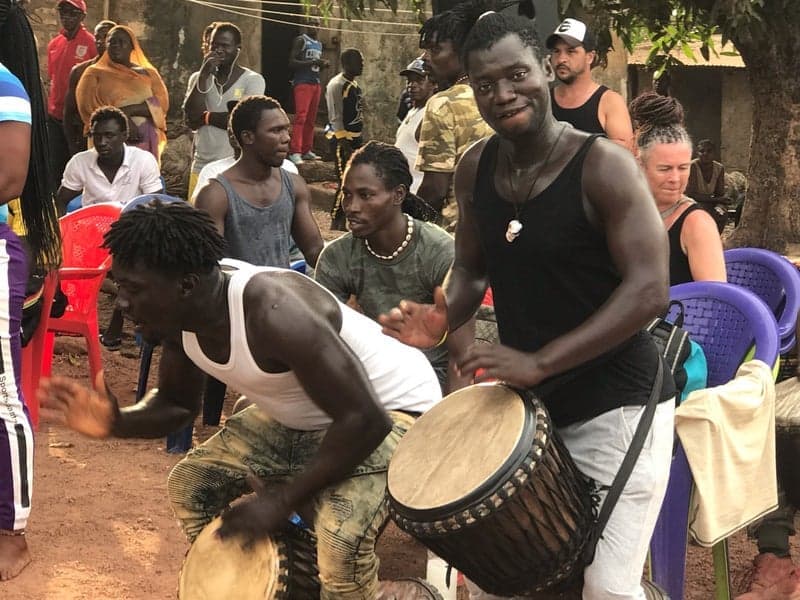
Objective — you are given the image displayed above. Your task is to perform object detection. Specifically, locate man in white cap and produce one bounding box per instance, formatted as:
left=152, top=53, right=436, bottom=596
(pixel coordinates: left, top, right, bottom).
left=547, top=18, right=633, bottom=151
left=394, top=56, right=437, bottom=194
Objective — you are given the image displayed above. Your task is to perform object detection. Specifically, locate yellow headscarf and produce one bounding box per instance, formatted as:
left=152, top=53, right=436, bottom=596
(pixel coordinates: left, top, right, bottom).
left=75, top=25, right=169, bottom=158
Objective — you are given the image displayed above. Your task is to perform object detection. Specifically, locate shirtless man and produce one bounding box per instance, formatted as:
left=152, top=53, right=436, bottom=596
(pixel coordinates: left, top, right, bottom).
left=547, top=18, right=634, bottom=151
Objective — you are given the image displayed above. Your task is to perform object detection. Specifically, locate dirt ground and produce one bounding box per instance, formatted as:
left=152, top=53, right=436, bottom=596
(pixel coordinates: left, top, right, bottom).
left=3, top=208, right=798, bottom=599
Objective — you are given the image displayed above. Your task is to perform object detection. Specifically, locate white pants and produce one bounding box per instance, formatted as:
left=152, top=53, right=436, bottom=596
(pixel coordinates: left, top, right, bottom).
left=467, top=400, right=675, bottom=600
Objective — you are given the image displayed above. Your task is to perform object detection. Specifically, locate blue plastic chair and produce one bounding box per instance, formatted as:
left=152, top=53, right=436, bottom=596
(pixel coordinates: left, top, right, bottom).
left=725, top=247, right=800, bottom=354
left=649, top=281, right=779, bottom=600
left=66, top=195, right=83, bottom=213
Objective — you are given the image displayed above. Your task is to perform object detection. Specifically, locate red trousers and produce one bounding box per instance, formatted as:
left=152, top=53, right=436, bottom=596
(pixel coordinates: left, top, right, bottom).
left=290, top=82, right=321, bottom=154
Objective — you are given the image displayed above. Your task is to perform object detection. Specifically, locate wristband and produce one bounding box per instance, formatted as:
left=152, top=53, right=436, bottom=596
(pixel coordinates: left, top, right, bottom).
left=433, top=329, right=448, bottom=348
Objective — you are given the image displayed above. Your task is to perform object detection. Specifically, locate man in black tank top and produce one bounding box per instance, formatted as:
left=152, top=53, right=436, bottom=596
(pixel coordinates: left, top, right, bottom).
left=546, top=18, right=634, bottom=151
left=381, top=8, right=675, bottom=599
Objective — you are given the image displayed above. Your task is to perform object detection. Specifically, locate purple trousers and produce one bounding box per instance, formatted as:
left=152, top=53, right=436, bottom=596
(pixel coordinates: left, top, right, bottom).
left=0, top=224, right=32, bottom=531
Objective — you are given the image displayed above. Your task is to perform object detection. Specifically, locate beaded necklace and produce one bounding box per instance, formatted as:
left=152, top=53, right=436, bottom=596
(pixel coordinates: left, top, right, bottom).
left=365, top=214, right=414, bottom=260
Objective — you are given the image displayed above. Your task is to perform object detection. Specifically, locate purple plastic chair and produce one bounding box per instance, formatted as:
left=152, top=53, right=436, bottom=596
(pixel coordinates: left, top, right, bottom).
left=725, top=247, right=800, bottom=354
left=649, top=281, right=779, bottom=600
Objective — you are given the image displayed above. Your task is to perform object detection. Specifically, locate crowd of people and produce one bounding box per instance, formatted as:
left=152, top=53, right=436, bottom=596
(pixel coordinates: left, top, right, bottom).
left=1, top=0, right=795, bottom=598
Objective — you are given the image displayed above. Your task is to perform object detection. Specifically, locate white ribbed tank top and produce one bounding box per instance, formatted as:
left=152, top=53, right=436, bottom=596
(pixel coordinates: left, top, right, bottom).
left=182, top=264, right=441, bottom=430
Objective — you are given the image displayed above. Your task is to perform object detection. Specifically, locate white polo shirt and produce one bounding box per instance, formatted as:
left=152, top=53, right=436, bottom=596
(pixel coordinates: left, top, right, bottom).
left=61, top=145, right=163, bottom=207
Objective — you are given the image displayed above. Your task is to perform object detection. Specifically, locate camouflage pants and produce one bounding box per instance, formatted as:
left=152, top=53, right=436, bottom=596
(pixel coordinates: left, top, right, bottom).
left=167, top=405, right=415, bottom=599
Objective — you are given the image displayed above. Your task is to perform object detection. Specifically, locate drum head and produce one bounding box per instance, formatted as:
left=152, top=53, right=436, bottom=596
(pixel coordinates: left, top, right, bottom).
left=388, top=383, right=530, bottom=513
left=179, top=516, right=280, bottom=600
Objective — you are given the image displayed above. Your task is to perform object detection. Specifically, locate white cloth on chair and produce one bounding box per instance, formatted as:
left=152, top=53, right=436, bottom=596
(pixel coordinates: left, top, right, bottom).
left=676, top=359, right=777, bottom=547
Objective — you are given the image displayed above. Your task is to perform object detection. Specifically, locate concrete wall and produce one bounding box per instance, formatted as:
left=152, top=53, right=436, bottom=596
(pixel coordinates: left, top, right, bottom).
left=630, top=65, right=752, bottom=172
left=27, top=0, right=261, bottom=122
left=333, top=6, right=426, bottom=143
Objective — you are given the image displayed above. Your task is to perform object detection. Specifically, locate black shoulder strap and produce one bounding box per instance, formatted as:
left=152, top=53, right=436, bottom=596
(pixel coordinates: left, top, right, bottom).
left=585, top=359, right=664, bottom=562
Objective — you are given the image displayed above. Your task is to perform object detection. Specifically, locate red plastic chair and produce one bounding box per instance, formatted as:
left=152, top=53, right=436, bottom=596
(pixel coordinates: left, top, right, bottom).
left=21, top=271, right=58, bottom=430
left=41, top=204, right=122, bottom=382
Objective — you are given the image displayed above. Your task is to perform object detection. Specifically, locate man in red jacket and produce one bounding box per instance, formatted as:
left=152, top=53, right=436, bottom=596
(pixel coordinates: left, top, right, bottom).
left=46, top=0, right=97, bottom=192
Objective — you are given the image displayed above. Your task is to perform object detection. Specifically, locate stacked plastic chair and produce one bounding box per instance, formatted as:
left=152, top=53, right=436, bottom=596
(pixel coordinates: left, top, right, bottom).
left=41, top=204, right=122, bottom=382
left=649, top=281, right=780, bottom=599
left=21, top=271, right=58, bottom=429
left=724, top=247, right=800, bottom=354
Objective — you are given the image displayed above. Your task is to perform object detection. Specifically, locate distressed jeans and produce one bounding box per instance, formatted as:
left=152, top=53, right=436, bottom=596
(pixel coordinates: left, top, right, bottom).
left=167, top=405, right=415, bottom=599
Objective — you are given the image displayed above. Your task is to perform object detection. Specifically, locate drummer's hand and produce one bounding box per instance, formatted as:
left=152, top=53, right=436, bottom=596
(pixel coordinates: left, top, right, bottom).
left=217, top=476, right=290, bottom=546
left=458, top=344, right=546, bottom=388
left=38, top=371, right=116, bottom=438
left=378, top=286, right=448, bottom=349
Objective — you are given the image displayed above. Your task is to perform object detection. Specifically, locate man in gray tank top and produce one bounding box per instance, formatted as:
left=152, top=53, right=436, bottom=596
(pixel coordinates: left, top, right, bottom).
left=195, top=95, right=323, bottom=268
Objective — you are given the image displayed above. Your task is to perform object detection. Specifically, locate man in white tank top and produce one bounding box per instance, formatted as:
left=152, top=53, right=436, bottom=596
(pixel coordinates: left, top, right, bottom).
left=394, top=57, right=437, bottom=194
left=38, top=201, right=442, bottom=598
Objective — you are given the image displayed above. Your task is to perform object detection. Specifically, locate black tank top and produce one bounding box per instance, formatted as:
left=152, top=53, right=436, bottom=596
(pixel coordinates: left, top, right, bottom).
left=472, top=134, right=674, bottom=426
left=551, top=85, right=608, bottom=134
left=668, top=203, right=704, bottom=285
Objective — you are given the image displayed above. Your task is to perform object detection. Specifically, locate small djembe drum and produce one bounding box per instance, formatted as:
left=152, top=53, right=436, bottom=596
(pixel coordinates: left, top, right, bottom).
left=178, top=516, right=319, bottom=599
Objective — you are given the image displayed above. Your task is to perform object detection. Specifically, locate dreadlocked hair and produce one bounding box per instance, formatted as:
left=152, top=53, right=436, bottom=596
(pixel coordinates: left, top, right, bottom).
left=349, top=141, right=413, bottom=193
left=347, top=141, right=439, bottom=222
left=629, top=92, right=691, bottom=158
left=420, top=0, right=512, bottom=53
left=458, top=1, right=544, bottom=70
left=102, top=201, right=225, bottom=276
left=0, top=0, right=61, bottom=270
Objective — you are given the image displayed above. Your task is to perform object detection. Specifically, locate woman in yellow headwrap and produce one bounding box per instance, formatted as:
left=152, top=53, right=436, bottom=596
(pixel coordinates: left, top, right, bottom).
left=75, top=25, right=168, bottom=161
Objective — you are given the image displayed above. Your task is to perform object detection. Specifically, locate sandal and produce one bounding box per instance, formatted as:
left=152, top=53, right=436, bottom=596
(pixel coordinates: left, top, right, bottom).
left=100, top=333, right=122, bottom=351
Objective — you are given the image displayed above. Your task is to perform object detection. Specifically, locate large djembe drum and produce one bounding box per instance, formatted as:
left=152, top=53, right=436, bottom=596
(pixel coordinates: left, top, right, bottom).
left=178, top=516, right=319, bottom=599
left=387, top=383, right=597, bottom=597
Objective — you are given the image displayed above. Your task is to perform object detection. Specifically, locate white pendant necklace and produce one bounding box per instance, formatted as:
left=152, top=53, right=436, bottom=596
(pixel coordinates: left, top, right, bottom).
left=365, top=214, right=414, bottom=260
left=505, top=124, right=567, bottom=243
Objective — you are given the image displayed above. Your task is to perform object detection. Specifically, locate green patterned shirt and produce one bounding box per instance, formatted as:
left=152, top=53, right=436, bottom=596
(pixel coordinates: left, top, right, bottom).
left=415, top=84, right=493, bottom=224
left=314, top=219, right=454, bottom=388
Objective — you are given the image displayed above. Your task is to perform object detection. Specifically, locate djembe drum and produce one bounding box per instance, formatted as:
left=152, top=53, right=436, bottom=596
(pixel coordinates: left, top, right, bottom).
left=387, top=383, right=597, bottom=597
left=178, top=516, right=319, bottom=599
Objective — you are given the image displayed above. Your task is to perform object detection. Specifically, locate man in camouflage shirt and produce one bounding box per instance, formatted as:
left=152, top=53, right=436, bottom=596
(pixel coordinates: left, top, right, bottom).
left=415, top=10, right=493, bottom=229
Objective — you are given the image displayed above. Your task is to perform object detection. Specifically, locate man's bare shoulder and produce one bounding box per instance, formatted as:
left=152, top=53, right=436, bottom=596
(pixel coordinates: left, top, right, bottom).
left=242, top=271, right=340, bottom=331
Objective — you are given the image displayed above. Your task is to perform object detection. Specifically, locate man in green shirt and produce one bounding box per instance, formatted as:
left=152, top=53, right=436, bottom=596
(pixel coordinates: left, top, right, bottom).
left=315, top=141, right=473, bottom=392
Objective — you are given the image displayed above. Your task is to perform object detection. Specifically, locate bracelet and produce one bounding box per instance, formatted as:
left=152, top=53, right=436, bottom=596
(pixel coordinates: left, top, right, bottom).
left=433, top=329, right=448, bottom=348
left=0, top=529, right=25, bottom=536
left=203, top=111, right=211, bottom=126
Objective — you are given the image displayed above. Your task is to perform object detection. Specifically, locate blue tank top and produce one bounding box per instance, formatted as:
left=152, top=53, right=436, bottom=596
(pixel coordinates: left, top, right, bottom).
left=292, top=34, right=323, bottom=85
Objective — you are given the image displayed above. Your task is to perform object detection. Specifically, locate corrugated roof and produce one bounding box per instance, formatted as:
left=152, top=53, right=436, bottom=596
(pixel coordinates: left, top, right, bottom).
left=629, top=35, right=745, bottom=68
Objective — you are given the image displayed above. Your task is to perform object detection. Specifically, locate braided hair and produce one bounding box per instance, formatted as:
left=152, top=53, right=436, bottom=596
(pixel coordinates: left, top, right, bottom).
left=0, top=0, right=62, bottom=270
left=347, top=141, right=439, bottom=222
left=103, top=201, right=225, bottom=276
left=629, top=91, right=691, bottom=158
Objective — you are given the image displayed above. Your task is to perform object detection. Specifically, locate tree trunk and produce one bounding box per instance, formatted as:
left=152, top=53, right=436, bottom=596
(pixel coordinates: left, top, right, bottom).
left=724, top=6, right=800, bottom=254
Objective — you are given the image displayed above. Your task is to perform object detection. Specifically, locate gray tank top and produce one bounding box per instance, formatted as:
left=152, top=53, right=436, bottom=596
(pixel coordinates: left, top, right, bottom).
left=214, top=170, right=295, bottom=267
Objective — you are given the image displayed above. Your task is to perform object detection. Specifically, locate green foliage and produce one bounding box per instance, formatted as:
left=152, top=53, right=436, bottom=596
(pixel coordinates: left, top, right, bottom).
left=301, top=0, right=427, bottom=21
left=555, top=0, right=773, bottom=74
